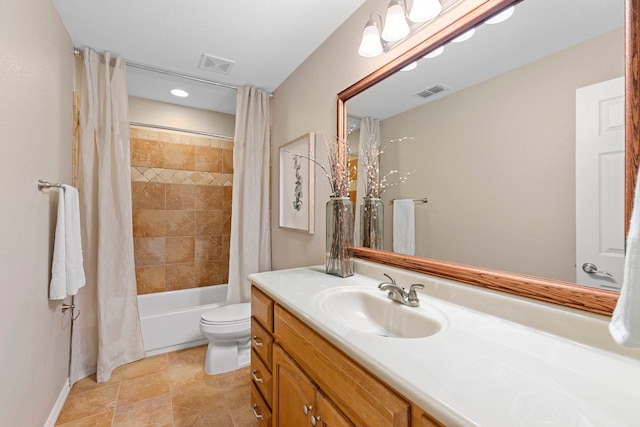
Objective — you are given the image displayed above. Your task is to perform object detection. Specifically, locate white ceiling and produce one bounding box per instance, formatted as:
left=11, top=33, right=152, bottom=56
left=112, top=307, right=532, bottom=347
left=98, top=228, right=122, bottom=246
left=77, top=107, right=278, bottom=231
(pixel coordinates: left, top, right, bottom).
left=52, top=0, right=367, bottom=114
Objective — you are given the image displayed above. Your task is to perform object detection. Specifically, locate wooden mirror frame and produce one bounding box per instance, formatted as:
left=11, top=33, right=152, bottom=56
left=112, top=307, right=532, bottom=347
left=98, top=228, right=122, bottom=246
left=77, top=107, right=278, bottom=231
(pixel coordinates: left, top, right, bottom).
left=338, top=0, right=639, bottom=316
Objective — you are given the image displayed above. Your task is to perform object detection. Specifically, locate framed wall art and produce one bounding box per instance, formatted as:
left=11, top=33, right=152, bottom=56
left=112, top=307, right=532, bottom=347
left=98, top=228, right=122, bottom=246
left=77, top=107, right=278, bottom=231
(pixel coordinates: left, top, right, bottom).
left=279, top=132, right=315, bottom=233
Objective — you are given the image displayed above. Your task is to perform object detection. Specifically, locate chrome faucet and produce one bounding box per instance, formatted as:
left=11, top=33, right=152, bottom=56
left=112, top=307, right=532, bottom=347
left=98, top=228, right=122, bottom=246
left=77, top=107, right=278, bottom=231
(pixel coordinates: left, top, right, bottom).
left=378, top=274, right=424, bottom=307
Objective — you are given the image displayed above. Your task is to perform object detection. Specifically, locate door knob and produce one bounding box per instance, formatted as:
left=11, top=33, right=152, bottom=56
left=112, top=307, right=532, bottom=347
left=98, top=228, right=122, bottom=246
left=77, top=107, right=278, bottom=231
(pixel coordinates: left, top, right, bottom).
left=582, top=262, right=612, bottom=277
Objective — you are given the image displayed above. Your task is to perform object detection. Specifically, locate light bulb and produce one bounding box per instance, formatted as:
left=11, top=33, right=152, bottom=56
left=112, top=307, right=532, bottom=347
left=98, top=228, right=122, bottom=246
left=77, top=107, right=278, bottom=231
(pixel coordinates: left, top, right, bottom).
left=358, top=22, right=383, bottom=57
left=381, top=1, right=410, bottom=42
left=408, top=0, right=442, bottom=23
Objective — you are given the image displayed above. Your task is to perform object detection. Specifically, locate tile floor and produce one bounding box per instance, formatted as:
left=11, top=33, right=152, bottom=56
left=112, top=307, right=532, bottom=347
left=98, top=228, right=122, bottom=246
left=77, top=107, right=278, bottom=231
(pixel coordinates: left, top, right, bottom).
left=55, top=345, right=259, bottom=427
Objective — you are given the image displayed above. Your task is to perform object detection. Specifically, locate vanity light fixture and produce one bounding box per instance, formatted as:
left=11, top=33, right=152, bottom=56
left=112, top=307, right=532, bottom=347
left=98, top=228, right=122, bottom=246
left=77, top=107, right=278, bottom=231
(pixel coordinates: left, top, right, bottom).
left=358, top=0, right=445, bottom=58
left=170, top=88, right=189, bottom=97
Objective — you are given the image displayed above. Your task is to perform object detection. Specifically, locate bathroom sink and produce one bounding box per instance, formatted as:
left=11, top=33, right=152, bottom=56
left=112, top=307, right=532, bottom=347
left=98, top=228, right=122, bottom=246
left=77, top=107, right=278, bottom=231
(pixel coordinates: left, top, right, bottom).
left=316, top=287, right=446, bottom=338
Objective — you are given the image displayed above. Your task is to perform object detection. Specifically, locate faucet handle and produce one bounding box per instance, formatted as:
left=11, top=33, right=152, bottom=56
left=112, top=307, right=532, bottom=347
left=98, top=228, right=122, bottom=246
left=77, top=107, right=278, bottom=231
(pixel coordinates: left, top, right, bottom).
left=407, top=283, right=424, bottom=303
left=379, top=273, right=399, bottom=290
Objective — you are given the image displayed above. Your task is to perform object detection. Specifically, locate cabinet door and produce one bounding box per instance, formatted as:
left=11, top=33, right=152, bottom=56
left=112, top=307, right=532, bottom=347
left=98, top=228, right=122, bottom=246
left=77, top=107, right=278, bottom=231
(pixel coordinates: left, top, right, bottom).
left=273, top=345, right=315, bottom=426
left=313, top=392, right=354, bottom=427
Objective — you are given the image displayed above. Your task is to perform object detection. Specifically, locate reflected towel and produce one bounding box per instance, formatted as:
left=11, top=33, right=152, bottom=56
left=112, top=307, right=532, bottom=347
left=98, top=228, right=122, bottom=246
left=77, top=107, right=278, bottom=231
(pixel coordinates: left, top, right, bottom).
left=610, top=170, right=640, bottom=347
left=49, top=185, right=86, bottom=300
left=393, top=199, right=415, bottom=256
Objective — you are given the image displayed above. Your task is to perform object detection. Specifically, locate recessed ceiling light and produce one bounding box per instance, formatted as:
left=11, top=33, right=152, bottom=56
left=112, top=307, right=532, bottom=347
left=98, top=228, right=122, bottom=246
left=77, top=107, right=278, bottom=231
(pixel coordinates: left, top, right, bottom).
left=170, top=89, right=189, bottom=97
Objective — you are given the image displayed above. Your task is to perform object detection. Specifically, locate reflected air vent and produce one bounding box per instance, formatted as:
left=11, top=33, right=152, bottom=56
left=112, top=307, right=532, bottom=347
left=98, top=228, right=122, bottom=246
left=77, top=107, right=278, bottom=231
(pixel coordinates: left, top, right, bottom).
left=199, top=54, right=235, bottom=74
left=414, top=84, right=449, bottom=99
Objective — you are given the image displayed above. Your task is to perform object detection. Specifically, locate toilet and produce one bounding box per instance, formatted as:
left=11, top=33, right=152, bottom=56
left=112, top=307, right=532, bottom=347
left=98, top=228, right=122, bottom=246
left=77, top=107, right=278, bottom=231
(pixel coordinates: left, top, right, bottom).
left=199, top=302, right=251, bottom=375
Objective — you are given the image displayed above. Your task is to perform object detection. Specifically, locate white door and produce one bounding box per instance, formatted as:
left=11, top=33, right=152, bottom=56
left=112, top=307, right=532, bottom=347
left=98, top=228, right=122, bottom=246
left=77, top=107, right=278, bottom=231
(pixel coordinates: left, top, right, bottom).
left=576, top=77, right=625, bottom=290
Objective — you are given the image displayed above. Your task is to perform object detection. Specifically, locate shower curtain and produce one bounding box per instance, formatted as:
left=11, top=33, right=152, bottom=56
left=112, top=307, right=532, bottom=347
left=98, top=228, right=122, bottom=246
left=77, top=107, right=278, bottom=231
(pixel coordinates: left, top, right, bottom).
left=227, top=87, right=272, bottom=304
left=71, top=48, right=145, bottom=383
left=354, top=117, right=380, bottom=246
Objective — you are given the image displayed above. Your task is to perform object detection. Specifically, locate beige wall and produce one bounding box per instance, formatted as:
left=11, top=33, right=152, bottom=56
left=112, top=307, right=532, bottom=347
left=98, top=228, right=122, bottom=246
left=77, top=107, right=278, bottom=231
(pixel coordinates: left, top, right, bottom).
left=380, top=28, right=623, bottom=282
left=0, top=0, right=74, bottom=425
left=271, top=0, right=489, bottom=270
left=129, top=96, right=235, bottom=138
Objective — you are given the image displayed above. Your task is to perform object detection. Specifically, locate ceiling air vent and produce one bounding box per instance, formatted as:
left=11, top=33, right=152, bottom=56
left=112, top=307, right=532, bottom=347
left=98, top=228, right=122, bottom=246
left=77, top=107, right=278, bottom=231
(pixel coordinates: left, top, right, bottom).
left=414, top=84, right=449, bottom=99
left=199, top=54, right=235, bottom=74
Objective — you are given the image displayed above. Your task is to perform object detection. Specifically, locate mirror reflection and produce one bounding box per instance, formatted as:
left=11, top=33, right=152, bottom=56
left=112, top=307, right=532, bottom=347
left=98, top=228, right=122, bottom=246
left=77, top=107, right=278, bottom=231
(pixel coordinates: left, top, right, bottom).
left=347, top=0, right=625, bottom=290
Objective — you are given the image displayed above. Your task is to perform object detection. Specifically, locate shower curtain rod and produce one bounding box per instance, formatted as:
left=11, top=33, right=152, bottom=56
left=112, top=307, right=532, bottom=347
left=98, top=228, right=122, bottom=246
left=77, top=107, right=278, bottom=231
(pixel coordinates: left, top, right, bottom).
left=130, top=122, right=234, bottom=140
left=73, top=48, right=238, bottom=91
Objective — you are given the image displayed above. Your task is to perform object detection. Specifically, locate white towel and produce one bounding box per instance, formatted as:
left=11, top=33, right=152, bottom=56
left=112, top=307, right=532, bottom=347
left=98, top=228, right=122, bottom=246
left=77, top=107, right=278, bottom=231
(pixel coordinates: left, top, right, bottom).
left=393, top=199, right=415, bottom=256
left=49, top=185, right=86, bottom=300
left=610, top=170, right=640, bottom=347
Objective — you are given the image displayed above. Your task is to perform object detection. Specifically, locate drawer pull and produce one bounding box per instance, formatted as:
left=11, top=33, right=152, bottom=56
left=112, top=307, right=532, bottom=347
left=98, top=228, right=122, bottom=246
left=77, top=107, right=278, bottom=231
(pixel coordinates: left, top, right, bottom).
left=252, top=403, right=264, bottom=420
left=252, top=335, right=264, bottom=347
left=252, top=369, right=264, bottom=383
left=303, top=404, right=313, bottom=415
left=311, top=415, right=322, bottom=426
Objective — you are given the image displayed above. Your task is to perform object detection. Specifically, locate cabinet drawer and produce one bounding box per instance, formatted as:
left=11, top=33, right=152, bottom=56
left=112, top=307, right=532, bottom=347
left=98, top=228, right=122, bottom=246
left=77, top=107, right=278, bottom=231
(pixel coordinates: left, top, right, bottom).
left=251, top=286, right=274, bottom=332
left=251, top=349, right=273, bottom=406
left=251, top=317, right=273, bottom=367
left=274, top=305, right=410, bottom=427
left=251, top=383, right=272, bottom=427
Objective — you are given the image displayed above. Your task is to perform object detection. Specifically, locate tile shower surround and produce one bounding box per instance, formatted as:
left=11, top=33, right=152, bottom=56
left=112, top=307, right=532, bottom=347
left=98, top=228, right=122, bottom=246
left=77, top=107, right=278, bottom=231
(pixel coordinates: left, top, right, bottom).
left=130, top=128, right=233, bottom=295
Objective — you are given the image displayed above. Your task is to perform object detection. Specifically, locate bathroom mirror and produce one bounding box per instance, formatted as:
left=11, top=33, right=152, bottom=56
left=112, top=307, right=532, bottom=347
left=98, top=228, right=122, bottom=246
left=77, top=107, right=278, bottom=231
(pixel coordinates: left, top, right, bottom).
left=338, top=0, right=639, bottom=315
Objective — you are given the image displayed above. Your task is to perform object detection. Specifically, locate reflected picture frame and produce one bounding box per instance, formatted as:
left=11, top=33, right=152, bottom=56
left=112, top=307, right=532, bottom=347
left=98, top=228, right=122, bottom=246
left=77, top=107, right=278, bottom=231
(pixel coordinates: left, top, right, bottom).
left=279, top=132, right=315, bottom=233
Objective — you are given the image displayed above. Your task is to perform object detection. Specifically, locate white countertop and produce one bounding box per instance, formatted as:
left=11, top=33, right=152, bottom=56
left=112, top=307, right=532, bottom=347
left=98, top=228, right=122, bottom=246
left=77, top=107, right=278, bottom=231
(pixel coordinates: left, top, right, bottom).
left=248, top=264, right=640, bottom=426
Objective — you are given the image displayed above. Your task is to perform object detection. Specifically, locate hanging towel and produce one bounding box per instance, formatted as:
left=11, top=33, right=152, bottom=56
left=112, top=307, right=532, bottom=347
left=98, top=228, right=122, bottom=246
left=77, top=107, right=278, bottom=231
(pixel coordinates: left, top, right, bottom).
left=393, top=199, right=415, bottom=256
left=49, top=185, right=86, bottom=300
left=610, top=169, right=640, bottom=347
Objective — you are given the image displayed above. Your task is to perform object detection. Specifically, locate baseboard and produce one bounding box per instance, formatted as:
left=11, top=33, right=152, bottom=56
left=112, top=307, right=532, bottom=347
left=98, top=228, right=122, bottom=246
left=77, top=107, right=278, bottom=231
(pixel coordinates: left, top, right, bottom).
left=44, top=378, right=70, bottom=427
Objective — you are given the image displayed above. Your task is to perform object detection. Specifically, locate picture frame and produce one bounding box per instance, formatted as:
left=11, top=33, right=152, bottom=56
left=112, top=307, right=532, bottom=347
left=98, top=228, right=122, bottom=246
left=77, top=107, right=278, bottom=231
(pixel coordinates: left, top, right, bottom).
left=279, top=132, right=315, bottom=233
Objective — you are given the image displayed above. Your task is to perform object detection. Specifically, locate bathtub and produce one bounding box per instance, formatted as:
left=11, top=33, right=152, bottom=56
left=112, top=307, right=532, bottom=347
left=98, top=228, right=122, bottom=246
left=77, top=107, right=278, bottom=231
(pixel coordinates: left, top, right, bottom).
left=137, top=285, right=227, bottom=356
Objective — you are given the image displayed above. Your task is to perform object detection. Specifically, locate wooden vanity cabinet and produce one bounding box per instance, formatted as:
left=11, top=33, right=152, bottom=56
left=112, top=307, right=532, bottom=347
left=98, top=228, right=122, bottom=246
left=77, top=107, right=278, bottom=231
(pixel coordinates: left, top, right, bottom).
left=249, top=285, right=444, bottom=427
left=251, top=287, right=275, bottom=425
left=274, top=344, right=353, bottom=426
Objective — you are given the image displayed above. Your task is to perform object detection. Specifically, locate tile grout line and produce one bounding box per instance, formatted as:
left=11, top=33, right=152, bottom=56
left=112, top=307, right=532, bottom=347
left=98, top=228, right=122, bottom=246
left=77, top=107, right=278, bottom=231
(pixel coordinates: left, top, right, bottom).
left=110, top=377, right=122, bottom=427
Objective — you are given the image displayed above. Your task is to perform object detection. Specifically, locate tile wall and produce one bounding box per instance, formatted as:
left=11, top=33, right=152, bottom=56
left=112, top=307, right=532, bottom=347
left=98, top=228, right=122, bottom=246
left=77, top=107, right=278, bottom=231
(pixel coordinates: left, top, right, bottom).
left=130, top=127, right=233, bottom=295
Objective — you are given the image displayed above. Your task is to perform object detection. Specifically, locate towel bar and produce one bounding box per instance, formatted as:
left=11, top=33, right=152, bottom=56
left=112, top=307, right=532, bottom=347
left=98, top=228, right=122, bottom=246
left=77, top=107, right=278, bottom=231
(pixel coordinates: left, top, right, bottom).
left=389, top=198, right=428, bottom=204
left=38, top=179, right=62, bottom=190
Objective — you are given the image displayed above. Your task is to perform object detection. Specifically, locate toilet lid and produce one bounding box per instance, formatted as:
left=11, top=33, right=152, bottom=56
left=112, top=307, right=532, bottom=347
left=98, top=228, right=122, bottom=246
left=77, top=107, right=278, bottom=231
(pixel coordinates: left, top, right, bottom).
left=201, top=303, right=251, bottom=325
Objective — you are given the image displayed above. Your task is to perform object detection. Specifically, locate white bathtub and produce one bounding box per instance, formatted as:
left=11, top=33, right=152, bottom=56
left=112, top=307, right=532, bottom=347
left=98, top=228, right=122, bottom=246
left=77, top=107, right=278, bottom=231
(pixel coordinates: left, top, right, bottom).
left=137, top=285, right=227, bottom=356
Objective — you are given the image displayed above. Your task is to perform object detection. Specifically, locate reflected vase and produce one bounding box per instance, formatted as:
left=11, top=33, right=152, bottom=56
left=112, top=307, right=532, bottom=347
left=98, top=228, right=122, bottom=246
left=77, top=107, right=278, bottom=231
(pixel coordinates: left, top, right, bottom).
left=361, top=197, right=384, bottom=250
left=326, top=196, right=354, bottom=277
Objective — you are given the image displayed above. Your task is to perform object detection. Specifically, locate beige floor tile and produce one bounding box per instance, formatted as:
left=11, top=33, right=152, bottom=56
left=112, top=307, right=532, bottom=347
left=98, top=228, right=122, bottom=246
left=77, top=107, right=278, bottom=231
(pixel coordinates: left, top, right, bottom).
left=171, top=383, right=227, bottom=415
left=117, top=371, right=170, bottom=407
left=59, top=345, right=255, bottom=427
left=55, top=410, right=114, bottom=427
left=56, top=384, right=119, bottom=425
left=112, top=393, right=173, bottom=427
left=216, top=366, right=251, bottom=390
left=167, top=345, right=207, bottom=369
left=117, top=354, right=168, bottom=381
left=173, top=407, right=234, bottom=427
left=69, top=374, right=121, bottom=396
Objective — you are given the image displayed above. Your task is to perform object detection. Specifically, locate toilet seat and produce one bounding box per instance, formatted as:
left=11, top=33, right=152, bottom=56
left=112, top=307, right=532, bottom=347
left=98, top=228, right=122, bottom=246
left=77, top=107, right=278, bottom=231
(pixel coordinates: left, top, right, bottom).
left=200, top=303, right=251, bottom=325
